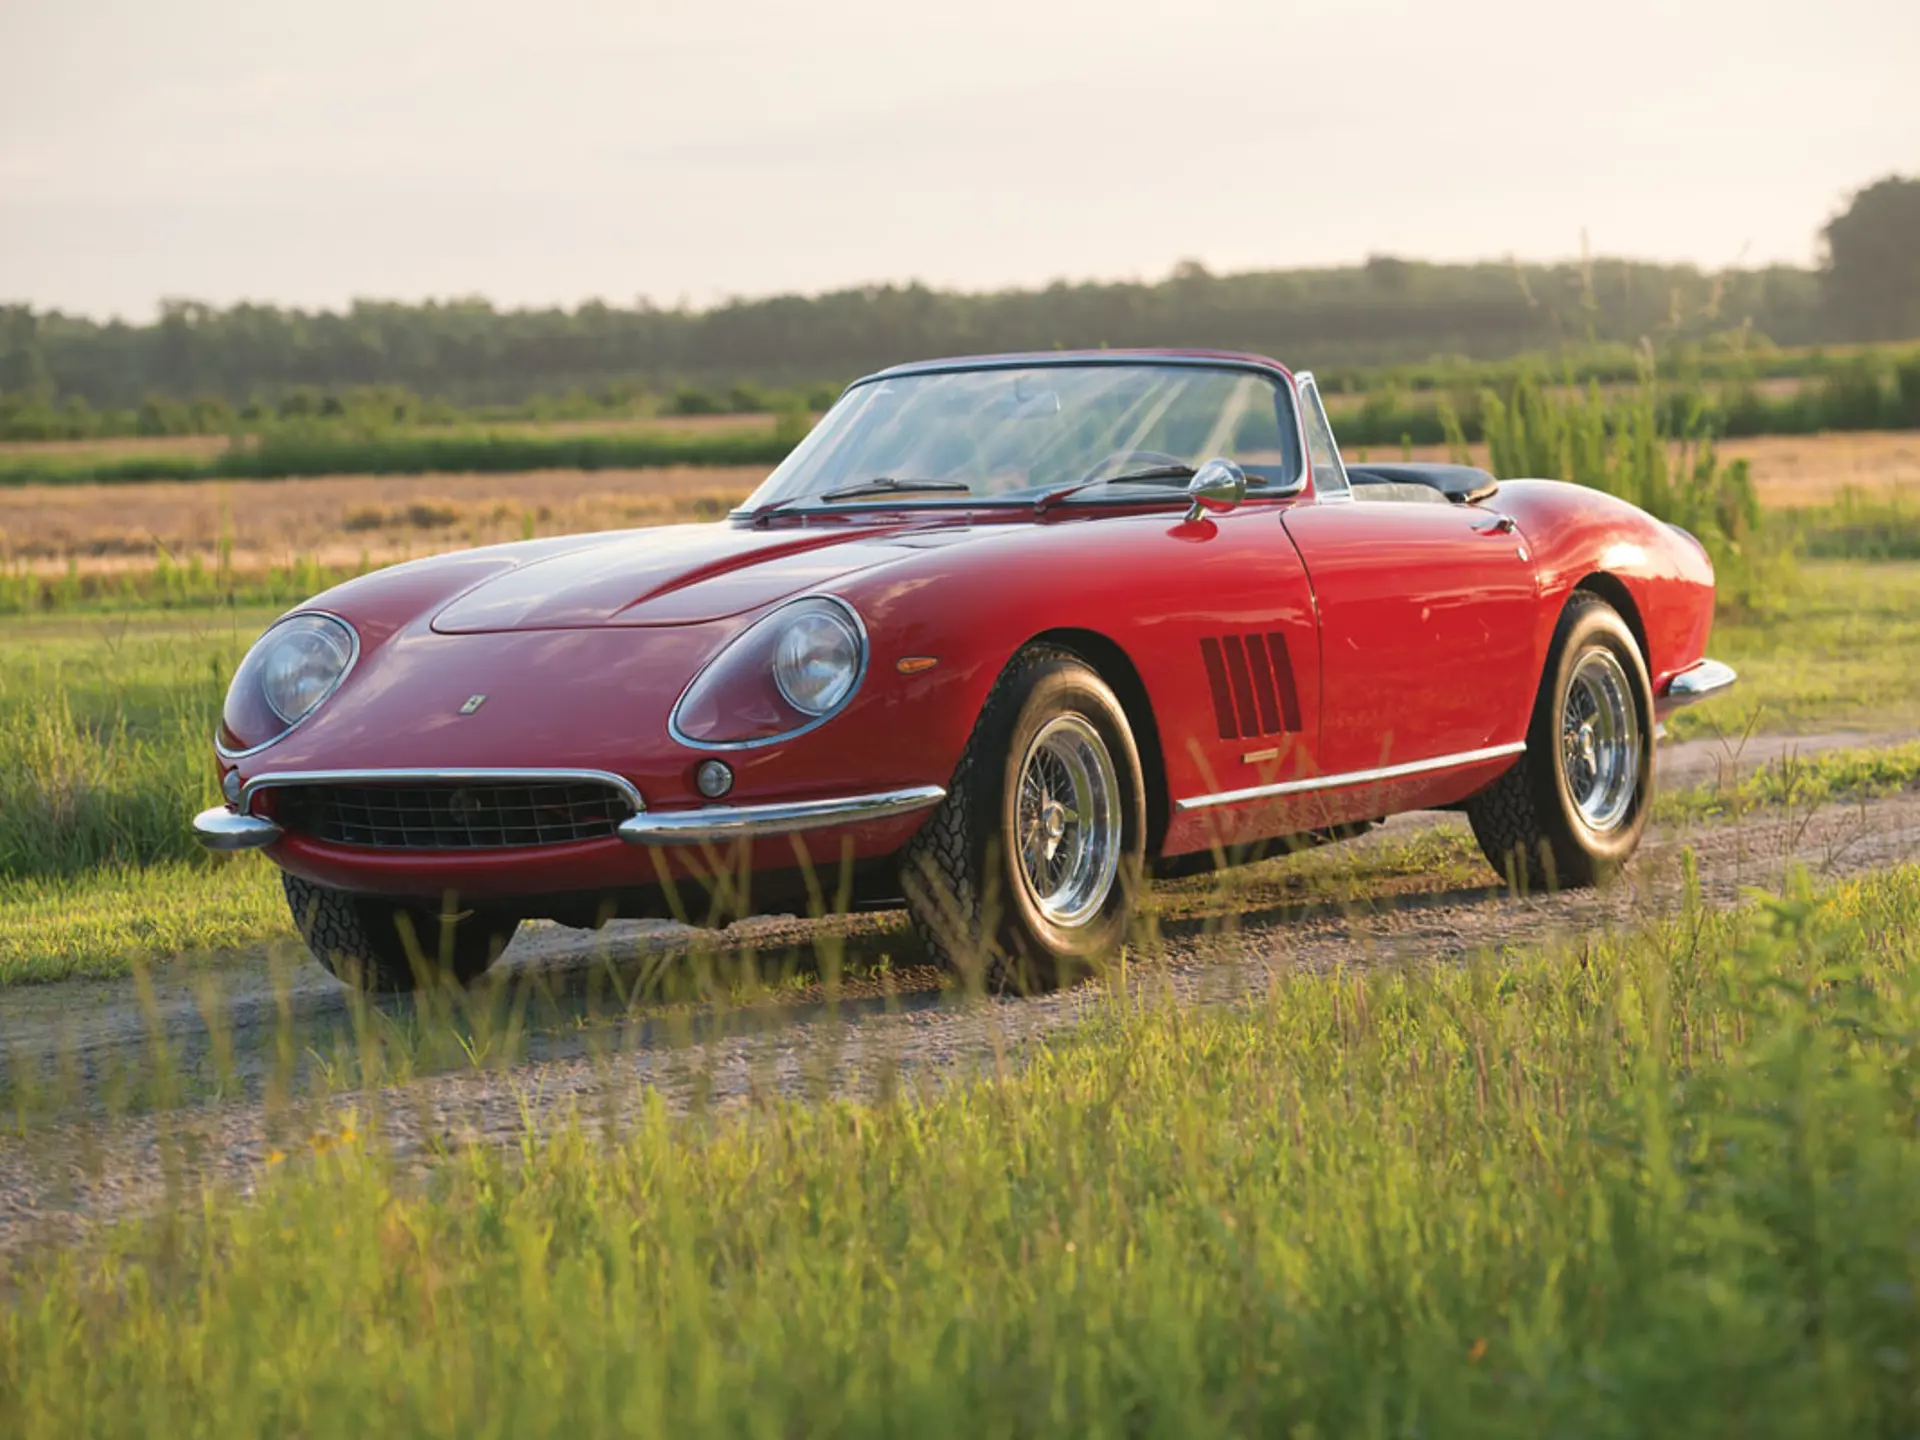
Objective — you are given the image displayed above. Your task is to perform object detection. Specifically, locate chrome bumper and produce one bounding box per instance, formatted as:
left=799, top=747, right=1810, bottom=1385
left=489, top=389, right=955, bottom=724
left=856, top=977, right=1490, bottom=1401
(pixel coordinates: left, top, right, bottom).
left=617, top=785, right=946, bottom=846
left=193, top=806, right=284, bottom=852
left=1661, top=658, right=1738, bottom=709
left=193, top=784, right=947, bottom=854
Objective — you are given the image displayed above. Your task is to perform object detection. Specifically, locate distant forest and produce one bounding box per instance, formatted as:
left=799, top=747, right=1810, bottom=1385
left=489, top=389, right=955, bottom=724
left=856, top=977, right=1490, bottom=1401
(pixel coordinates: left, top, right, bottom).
left=4, top=177, right=1916, bottom=410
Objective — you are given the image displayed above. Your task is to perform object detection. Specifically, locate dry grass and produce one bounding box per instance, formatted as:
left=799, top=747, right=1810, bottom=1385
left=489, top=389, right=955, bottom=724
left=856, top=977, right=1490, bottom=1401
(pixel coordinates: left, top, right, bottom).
left=1353, top=430, right=1920, bottom=509
left=0, top=466, right=770, bottom=575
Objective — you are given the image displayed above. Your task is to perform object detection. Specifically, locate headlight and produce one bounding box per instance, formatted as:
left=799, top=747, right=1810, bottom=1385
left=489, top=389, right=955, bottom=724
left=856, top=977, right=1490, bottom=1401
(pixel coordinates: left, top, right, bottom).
left=772, top=606, right=862, bottom=715
left=219, top=613, right=358, bottom=755
left=671, top=596, right=868, bottom=748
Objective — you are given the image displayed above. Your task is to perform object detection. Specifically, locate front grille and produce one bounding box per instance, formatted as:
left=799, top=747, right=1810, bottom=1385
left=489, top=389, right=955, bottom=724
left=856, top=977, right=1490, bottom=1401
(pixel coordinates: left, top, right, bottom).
left=278, top=780, right=634, bottom=850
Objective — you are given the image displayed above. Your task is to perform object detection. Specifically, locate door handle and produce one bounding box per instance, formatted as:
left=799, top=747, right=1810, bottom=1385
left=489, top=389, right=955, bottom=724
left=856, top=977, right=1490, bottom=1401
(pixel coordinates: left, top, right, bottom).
left=1475, top=514, right=1517, bottom=535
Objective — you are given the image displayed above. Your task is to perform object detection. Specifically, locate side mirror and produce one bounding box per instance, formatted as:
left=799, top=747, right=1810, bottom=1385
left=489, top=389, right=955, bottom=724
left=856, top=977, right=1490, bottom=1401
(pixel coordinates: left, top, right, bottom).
left=1185, top=458, right=1246, bottom=522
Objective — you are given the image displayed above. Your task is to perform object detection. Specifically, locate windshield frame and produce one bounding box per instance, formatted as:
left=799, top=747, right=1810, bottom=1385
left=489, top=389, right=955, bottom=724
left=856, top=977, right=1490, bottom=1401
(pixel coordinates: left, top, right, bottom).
left=734, top=354, right=1310, bottom=519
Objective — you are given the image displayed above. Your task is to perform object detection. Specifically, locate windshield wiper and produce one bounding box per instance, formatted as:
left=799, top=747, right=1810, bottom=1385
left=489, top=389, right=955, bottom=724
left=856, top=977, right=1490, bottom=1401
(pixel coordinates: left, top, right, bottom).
left=1032, top=463, right=1201, bottom=513
left=817, top=477, right=974, bottom=503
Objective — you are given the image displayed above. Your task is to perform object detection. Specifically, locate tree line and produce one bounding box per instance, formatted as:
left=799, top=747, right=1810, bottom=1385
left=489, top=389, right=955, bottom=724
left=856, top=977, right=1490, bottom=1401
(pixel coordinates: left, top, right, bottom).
left=3, top=177, right=1914, bottom=412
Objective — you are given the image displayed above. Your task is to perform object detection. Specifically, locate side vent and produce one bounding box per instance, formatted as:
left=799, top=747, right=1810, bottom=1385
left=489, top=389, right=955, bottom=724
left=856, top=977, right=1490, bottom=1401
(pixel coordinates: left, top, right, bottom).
left=1199, top=632, right=1302, bottom=741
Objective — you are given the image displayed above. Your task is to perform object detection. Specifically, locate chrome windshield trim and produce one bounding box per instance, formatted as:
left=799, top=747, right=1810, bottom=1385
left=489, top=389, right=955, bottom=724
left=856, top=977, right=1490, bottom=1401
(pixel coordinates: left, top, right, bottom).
left=859, top=352, right=1293, bottom=385
left=618, top=785, right=946, bottom=845
left=754, top=355, right=1310, bottom=508
left=235, top=767, right=647, bottom=816
left=1175, top=742, right=1526, bottom=812
left=1293, top=370, right=1355, bottom=504
left=1661, top=658, right=1737, bottom=707
left=192, top=806, right=284, bottom=852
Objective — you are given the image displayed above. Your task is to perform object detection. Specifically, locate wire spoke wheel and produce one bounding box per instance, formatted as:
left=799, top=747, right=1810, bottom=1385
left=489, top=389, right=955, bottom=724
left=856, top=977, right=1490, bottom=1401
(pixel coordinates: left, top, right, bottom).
left=1560, top=646, right=1639, bottom=832
left=1012, top=714, right=1120, bottom=929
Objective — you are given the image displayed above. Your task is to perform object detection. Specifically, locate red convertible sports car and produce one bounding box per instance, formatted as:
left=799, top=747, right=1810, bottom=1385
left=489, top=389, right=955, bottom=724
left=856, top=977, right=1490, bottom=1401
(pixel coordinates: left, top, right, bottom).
left=195, top=351, right=1734, bottom=991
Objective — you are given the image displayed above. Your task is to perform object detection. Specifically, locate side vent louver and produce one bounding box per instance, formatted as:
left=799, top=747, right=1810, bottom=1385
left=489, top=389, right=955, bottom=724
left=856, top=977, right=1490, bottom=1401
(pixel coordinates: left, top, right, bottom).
left=1200, top=633, right=1301, bottom=741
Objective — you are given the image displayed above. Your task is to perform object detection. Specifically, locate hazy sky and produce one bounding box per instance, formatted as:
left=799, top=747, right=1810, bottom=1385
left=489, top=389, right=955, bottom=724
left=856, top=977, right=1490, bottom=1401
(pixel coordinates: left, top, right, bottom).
left=3, top=0, right=1916, bottom=320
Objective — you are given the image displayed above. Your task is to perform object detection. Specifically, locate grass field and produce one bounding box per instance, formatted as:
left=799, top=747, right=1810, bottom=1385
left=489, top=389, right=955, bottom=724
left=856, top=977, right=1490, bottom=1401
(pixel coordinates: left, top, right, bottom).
left=0, top=430, right=1914, bottom=595
left=6, top=446, right=1920, bottom=1433
left=0, top=464, right=768, bottom=571
left=8, top=864, right=1920, bottom=1434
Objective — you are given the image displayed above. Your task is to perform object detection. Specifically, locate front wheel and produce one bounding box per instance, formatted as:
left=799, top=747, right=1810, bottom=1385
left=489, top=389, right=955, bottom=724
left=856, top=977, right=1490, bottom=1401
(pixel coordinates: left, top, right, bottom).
left=903, top=649, right=1146, bottom=992
left=1465, top=592, right=1653, bottom=891
left=282, top=873, right=519, bottom=992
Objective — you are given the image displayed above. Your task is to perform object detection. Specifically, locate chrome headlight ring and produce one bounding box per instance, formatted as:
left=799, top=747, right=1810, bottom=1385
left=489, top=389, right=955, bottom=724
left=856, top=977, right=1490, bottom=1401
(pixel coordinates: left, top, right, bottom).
left=216, top=611, right=361, bottom=759
left=669, top=595, right=870, bottom=750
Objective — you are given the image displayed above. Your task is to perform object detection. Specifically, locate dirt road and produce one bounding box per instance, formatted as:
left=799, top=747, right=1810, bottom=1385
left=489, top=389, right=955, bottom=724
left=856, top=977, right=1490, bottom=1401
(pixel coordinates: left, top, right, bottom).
left=4, top=730, right=1917, bottom=1256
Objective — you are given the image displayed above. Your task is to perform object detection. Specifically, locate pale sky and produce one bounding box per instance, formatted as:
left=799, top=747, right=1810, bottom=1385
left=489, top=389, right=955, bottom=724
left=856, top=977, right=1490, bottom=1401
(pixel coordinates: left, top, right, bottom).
left=2, top=0, right=1916, bottom=320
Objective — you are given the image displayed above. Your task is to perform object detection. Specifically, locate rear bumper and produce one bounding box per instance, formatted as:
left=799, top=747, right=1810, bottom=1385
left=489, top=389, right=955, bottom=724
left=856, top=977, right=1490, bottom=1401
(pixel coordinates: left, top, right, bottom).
left=1657, top=657, right=1737, bottom=715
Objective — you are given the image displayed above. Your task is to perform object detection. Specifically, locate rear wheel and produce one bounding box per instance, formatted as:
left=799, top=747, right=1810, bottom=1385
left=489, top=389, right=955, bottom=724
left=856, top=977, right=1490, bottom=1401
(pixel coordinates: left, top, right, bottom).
left=1466, top=592, right=1653, bottom=891
left=902, top=649, right=1146, bottom=992
left=281, top=872, right=518, bottom=992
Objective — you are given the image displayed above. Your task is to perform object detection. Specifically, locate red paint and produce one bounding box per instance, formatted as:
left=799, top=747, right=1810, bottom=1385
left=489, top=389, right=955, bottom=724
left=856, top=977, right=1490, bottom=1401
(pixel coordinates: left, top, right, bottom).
left=220, top=353, right=1718, bottom=913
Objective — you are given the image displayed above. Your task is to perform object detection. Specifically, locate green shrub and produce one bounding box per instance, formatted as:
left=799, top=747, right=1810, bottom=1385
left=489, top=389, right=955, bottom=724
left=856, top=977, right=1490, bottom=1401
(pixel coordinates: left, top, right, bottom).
left=1481, top=367, right=1781, bottom=614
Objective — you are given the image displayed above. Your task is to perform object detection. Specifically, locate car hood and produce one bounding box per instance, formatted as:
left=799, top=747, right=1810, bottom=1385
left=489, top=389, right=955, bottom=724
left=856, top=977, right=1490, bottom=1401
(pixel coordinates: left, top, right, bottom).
left=431, top=520, right=985, bottom=633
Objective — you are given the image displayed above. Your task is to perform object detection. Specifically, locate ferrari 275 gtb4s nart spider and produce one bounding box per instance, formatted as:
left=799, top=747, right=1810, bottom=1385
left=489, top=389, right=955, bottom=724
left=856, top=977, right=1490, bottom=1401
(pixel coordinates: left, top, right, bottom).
left=195, top=351, right=1735, bottom=990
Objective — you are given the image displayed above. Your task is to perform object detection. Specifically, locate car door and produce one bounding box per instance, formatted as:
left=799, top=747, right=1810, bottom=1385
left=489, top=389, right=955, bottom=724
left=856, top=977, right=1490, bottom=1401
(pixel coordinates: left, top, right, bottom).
left=1281, top=375, right=1539, bottom=791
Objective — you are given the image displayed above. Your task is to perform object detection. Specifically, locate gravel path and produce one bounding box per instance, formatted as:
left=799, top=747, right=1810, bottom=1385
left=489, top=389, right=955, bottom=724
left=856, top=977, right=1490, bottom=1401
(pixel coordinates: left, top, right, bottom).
left=3, top=729, right=1916, bottom=1258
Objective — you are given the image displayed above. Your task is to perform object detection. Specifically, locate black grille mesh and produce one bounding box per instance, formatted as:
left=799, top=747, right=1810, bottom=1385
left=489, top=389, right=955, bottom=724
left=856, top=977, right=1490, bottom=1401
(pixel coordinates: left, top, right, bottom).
left=278, top=780, right=633, bottom=850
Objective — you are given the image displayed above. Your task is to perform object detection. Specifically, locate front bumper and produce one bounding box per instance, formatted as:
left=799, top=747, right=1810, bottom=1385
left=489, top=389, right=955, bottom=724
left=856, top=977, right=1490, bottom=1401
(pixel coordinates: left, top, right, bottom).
left=615, top=786, right=946, bottom=844
left=193, top=807, right=285, bottom=851
left=193, top=783, right=946, bottom=855
left=1658, top=657, right=1738, bottom=714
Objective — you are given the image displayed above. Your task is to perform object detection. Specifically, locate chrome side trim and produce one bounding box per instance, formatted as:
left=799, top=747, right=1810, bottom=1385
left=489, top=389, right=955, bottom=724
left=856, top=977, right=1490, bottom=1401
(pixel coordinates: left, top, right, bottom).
left=1174, top=742, right=1526, bottom=813
left=193, top=806, right=284, bottom=851
left=618, top=785, right=946, bottom=845
left=235, top=768, right=647, bottom=816
left=1661, top=658, right=1737, bottom=707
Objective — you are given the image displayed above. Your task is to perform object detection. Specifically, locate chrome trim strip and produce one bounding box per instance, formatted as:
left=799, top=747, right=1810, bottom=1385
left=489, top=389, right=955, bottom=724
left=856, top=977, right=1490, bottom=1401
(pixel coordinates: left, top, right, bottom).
left=667, top=594, right=871, bottom=752
left=215, top=610, right=363, bottom=761
left=192, top=806, right=284, bottom=851
left=235, top=767, right=647, bottom=816
left=1174, top=742, right=1526, bottom=812
left=1661, top=658, right=1737, bottom=707
left=618, top=785, right=946, bottom=845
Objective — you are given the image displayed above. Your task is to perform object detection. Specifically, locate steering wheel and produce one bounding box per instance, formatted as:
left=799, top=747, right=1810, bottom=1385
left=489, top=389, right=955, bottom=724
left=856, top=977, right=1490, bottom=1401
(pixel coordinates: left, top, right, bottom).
left=1077, top=449, right=1190, bottom=485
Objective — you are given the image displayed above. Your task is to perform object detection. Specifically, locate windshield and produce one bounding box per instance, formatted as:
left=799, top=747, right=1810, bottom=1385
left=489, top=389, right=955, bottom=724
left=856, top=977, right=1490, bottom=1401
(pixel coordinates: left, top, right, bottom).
left=740, top=363, right=1297, bottom=512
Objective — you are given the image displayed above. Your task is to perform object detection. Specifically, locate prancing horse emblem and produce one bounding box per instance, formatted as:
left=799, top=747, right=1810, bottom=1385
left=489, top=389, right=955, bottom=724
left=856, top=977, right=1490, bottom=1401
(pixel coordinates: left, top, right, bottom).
left=459, top=694, right=488, bottom=715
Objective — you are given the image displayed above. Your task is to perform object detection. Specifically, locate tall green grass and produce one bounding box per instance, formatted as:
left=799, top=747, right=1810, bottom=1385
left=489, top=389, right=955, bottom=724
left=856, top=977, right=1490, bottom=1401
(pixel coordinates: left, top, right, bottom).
left=0, top=614, right=261, bottom=880
left=6, top=865, right=1920, bottom=1434
left=1476, top=368, right=1783, bottom=615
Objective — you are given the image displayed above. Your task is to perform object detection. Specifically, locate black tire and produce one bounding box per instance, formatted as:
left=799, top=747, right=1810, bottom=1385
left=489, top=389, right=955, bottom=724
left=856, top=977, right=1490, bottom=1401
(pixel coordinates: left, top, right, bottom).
left=281, top=872, right=518, bottom=992
left=1466, top=592, right=1654, bottom=892
left=902, top=648, right=1147, bottom=992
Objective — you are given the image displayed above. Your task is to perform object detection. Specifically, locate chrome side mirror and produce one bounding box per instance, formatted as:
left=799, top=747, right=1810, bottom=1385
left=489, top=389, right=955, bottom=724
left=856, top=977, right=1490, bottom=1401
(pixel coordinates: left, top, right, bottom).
left=1185, top=457, right=1246, bottom=522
